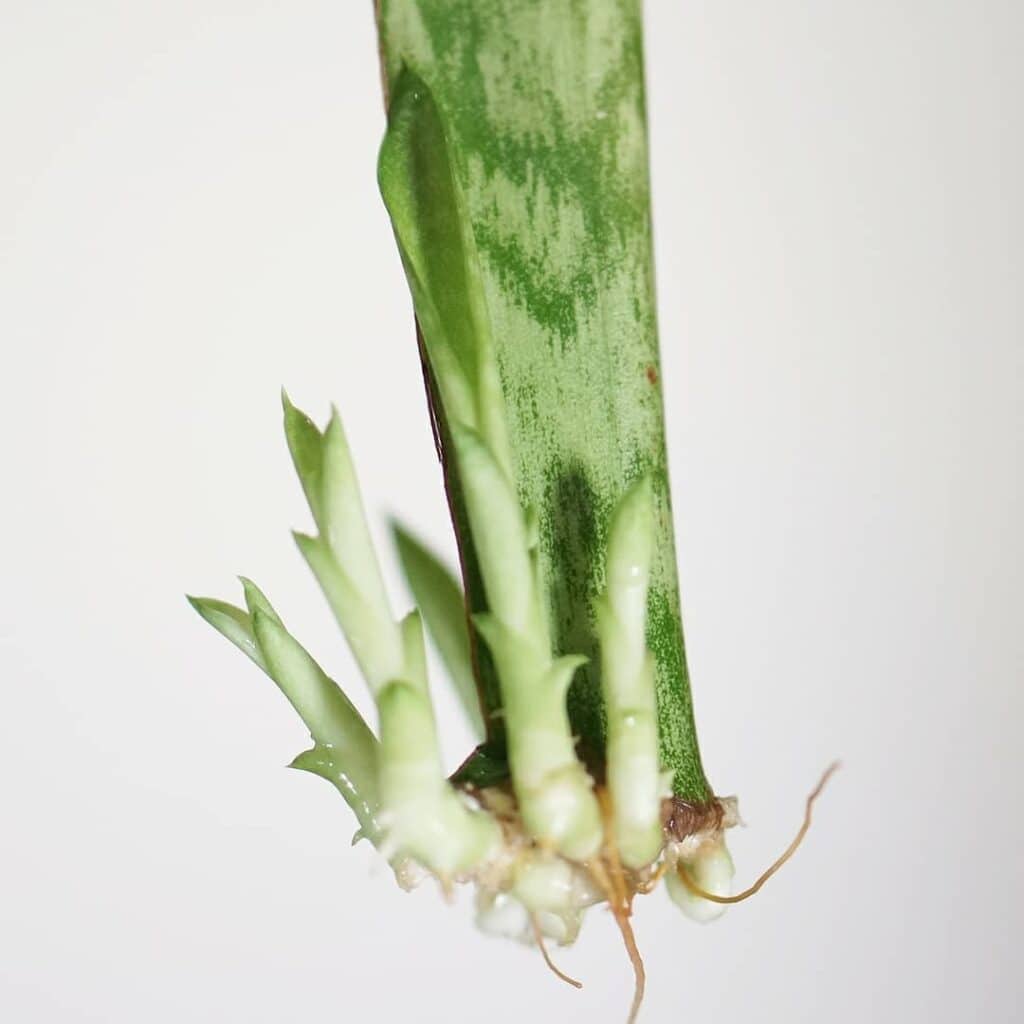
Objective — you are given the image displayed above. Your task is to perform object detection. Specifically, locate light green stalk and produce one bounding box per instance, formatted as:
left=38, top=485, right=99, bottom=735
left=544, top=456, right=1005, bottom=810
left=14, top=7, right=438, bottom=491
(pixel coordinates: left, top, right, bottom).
left=598, top=477, right=663, bottom=868
left=377, top=615, right=499, bottom=874
left=454, top=424, right=602, bottom=860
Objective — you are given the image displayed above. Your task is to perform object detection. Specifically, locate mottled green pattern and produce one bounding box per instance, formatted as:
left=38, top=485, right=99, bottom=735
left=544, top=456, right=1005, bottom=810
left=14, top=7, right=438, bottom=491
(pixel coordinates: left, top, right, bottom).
left=377, top=0, right=710, bottom=799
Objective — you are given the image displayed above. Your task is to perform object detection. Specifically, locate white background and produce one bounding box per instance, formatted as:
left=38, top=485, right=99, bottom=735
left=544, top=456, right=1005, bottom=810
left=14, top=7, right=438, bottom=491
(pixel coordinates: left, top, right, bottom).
left=2, top=2, right=1021, bottom=1021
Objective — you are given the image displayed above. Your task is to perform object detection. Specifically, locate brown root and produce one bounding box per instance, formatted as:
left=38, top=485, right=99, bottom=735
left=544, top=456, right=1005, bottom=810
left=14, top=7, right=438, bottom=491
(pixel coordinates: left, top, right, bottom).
left=618, top=909, right=646, bottom=1024
left=529, top=914, right=583, bottom=990
left=677, top=761, right=840, bottom=905
left=633, top=859, right=669, bottom=895
left=592, top=789, right=647, bottom=1024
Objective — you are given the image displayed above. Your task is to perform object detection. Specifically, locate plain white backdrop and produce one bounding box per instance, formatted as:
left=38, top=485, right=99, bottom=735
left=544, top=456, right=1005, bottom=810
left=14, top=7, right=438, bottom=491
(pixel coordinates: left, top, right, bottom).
left=2, top=2, right=1021, bottom=1021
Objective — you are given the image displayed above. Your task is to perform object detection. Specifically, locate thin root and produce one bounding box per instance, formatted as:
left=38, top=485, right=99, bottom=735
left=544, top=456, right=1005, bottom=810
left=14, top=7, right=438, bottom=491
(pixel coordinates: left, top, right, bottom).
left=634, top=860, right=669, bottom=895
left=529, top=914, right=583, bottom=990
left=677, top=761, right=840, bottom=905
left=617, top=908, right=646, bottom=1024
left=592, top=789, right=647, bottom=1024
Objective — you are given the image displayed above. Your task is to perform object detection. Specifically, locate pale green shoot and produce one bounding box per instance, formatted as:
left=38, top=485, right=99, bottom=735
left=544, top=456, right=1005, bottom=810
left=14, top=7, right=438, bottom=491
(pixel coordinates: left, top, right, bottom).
left=665, top=838, right=735, bottom=924
left=453, top=425, right=602, bottom=861
left=187, top=583, right=382, bottom=845
left=283, top=396, right=500, bottom=874
left=598, top=477, right=664, bottom=869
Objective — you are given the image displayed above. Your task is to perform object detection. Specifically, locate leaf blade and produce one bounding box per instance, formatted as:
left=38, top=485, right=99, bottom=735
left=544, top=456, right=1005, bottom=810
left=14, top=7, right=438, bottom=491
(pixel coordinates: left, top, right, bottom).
left=392, top=522, right=483, bottom=739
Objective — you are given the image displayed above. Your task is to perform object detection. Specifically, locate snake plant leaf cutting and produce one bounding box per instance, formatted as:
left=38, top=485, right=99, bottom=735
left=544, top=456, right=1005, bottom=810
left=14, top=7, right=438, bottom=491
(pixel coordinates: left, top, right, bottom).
left=190, top=2, right=835, bottom=1018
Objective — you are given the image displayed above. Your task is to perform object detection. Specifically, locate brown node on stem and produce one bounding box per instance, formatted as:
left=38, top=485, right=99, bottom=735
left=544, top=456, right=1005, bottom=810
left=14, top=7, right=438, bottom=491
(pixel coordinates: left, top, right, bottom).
left=676, top=761, right=840, bottom=905
left=529, top=914, right=583, bottom=990
left=661, top=793, right=729, bottom=840
left=591, top=789, right=646, bottom=1024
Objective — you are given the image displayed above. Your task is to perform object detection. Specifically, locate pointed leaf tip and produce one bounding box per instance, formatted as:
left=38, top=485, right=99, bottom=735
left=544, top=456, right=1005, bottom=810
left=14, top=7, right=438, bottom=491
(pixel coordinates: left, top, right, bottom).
left=238, top=576, right=282, bottom=625
left=282, top=396, right=326, bottom=527
left=292, top=529, right=320, bottom=559
left=188, top=594, right=264, bottom=669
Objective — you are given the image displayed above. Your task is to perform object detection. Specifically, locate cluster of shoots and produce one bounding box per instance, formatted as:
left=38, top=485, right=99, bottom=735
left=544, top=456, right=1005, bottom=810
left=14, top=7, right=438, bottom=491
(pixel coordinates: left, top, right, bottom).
left=190, top=393, right=835, bottom=1022
left=190, top=62, right=835, bottom=1023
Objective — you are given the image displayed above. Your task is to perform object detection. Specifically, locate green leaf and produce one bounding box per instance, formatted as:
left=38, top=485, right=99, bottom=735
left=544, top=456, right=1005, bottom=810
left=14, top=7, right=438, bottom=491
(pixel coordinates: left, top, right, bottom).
left=375, top=0, right=712, bottom=799
left=449, top=742, right=510, bottom=789
left=378, top=69, right=512, bottom=480
left=392, top=522, right=483, bottom=739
